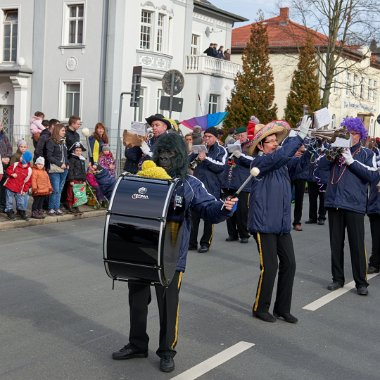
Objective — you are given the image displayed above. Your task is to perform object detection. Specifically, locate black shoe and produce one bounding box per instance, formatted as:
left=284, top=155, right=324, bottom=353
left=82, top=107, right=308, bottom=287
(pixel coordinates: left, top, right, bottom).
left=273, top=311, right=298, bottom=324
left=240, top=237, right=249, bottom=243
left=305, top=219, right=317, bottom=224
left=18, top=211, right=29, bottom=221
left=327, top=281, right=343, bottom=291
left=293, top=224, right=302, bottom=231
left=159, top=354, right=175, bottom=373
left=6, top=211, right=16, bottom=221
left=317, top=219, right=325, bottom=225
left=112, top=344, right=148, bottom=360
left=188, top=245, right=197, bottom=251
left=66, top=206, right=74, bottom=213
left=253, top=311, right=276, bottom=323
left=367, top=266, right=380, bottom=274
left=225, top=236, right=238, bottom=242
left=357, top=286, right=368, bottom=296
left=198, top=245, right=209, bottom=253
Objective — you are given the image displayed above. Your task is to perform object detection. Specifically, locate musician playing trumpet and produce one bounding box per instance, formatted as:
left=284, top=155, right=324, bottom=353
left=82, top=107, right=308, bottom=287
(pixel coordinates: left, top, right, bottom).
left=222, top=126, right=253, bottom=243
left=188, top=127, right=227, bottom=253
left=323, top=117, right=380, bottom=295
left=248, top=117, right=312, bottom=324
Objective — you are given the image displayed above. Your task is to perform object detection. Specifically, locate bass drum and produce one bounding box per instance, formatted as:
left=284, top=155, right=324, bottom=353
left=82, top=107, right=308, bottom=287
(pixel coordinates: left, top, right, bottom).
left=103, top=174, right=185, bottom=286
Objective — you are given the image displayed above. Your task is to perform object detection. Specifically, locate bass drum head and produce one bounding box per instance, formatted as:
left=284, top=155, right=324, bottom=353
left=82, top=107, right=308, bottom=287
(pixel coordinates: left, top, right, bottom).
left=104, top=175, right=185, bottom=286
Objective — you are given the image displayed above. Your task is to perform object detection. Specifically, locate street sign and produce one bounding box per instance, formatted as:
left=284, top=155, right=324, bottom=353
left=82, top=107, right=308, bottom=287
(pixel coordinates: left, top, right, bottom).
left=162, top=70, right=184, bottom=96
left=160, top=96, right=183, bottom=112
left=130, top=66, right=142, bottom=107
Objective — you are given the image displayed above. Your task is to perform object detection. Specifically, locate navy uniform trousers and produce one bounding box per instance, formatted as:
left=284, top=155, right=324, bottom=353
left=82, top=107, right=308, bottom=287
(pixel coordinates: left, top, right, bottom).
left=253, top=232, right=296, bottom=314
left=328, top=208, right=368, bottom=288
left=128, top=271, right=182, bottom=358
left=368, top=214, right=380, bottom=270
left=224, top=190, right=250, bottom=240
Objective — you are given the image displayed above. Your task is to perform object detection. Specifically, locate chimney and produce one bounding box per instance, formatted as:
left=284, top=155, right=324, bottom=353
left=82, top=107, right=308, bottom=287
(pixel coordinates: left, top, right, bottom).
left=280, top=7, right=289, bottom=19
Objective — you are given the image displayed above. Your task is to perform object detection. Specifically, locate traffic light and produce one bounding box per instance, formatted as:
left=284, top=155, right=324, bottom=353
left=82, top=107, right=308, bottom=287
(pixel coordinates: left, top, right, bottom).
left=130, top=66, right=142, bottom=107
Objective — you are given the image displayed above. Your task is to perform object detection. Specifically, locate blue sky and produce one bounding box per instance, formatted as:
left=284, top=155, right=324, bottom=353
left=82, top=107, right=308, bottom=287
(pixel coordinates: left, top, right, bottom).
left=210, top=0, right=290, bottom=25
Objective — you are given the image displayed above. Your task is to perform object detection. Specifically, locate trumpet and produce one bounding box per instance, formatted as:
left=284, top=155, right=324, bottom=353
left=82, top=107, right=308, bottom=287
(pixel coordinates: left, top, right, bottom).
left=294, top=127, right=351, bottom=143
left=189, top=157, right=201, bottom=170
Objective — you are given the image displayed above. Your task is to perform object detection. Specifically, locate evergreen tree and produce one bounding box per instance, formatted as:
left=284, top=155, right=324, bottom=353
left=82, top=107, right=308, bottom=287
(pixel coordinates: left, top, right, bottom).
left=224, top=20, right=277, bottom=130
left=284, top=37, right=321, bottom=128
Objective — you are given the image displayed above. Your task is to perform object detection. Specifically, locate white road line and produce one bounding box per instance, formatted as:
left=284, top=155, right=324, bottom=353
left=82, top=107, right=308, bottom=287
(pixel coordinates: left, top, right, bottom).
left=170, top=341, right=255, bottom=380
left=303, top=273, right=379, bottom=311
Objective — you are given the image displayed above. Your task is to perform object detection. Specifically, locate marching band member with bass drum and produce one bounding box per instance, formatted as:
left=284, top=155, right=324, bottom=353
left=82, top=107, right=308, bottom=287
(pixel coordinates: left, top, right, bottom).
left=111, top=133, right=238, bottom=373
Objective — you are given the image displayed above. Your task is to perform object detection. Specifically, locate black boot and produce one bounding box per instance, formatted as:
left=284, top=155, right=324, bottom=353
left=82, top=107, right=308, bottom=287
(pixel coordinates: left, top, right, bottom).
left=18, top=210, right=29, bottom=221
left=6, top=211, right=16, bottom=221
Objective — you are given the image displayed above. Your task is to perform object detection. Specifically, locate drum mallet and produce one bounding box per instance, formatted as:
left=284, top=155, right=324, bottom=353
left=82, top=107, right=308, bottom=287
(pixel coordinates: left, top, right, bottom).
left=221, top=167, right=260, bottom=210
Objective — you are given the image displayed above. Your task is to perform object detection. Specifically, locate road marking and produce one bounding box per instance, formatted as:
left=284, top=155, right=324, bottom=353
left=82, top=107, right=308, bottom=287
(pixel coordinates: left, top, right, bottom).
left=303, top=273, right=379, bottom=311
left=170, top=341, right=255, bottom=380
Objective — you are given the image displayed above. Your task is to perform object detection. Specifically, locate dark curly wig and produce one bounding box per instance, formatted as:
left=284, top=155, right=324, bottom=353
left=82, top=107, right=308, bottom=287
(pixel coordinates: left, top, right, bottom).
left=152, top=133, right=188, bottom=179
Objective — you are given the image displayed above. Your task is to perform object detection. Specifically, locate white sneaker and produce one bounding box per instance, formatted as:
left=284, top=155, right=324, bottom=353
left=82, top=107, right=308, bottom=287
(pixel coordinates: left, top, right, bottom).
left=56, top=209, right=64, bottom=215
left=48, top=209, right=56, bottom=216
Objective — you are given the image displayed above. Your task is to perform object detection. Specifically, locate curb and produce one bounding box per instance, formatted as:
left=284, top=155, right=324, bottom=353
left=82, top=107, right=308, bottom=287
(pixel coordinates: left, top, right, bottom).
left=0, top=209, right=107, bottom=231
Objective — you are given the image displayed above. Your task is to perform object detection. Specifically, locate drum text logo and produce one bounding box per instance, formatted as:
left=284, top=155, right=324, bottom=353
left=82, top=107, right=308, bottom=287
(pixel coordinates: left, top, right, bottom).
left=132, top=187, right=149, bottom=199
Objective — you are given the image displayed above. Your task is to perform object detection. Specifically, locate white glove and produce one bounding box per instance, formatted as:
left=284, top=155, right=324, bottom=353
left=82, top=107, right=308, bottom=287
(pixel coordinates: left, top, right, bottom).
left=140, top=141, right=152, bottom=156
left=233, top=150, right=242, bottom=158
left=298, top=116, right=312, bottom=140
left=341, top=148, right=354, bottom=165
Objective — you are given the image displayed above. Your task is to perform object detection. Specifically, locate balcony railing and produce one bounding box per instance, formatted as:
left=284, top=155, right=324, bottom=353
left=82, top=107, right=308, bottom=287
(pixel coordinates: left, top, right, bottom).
left=185, top=55, right=241, bottom=79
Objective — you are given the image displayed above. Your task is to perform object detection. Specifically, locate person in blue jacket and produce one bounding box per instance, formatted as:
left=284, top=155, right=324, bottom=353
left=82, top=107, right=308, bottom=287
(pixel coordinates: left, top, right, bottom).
left=367, top=143, right=380, bottom=274
left=188, top=126, right=227, bottom=253
left=111, top=133, right=237, bottom=373
left=222, top=126, right=253, bottom=243
left=324, top=117, right=380, bottom=295
left=248, top=117, right=311, bottom=324
left=287, top=143, right=310, bottom=231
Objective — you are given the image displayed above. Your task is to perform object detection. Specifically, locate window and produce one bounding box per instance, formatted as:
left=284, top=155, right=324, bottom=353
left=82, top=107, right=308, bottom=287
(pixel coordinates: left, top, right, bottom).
left=64, top=82, right=81, bottom=119
left=374, top=80, right=378, bottom=102
left=353, top=74, right=358, bottom=97
left=208, top=94, right=219, bottom=114
left=137, top=87, right=146, bottom=122
left=156, top=89, right=164, bottom=114
left=360, top=77, right=365, bottom=99
left=139, top=9, right=167, bottom=53
left=63, top=3, right=84, bottom=45
left=3, top=9, right=18, bottom=62
left=191, top=34, right=200, bottom=55
left=346, top=72, right=351, bottom=95
left=368, top=79, right=372, bottom=100
left=156, top=14, right=164, bottom=52
left=140, top=10, right=152, bottom=50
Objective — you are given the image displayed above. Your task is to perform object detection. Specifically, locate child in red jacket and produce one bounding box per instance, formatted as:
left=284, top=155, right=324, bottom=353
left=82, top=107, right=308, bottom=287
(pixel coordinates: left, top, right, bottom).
left=4, top=151, right=33, bottom=220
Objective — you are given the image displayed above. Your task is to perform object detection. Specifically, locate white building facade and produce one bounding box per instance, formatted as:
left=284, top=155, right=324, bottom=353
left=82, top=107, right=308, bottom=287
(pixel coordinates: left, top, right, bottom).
left=0, top=0, right=245, bottom=148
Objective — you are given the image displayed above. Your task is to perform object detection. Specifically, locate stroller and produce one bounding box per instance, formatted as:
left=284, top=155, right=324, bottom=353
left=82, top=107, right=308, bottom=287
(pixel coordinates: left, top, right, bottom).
left=86, top=171, right=108, bottom=209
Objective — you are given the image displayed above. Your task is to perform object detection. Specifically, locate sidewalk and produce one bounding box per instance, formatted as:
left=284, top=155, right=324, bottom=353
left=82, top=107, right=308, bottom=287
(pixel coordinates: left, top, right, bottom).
left=0, top=205, right=107, bottom=231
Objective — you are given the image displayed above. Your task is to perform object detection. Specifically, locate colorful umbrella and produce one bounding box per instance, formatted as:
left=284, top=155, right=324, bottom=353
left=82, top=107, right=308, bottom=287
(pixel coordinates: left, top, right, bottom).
left=180, top=112, right=228, bottom=131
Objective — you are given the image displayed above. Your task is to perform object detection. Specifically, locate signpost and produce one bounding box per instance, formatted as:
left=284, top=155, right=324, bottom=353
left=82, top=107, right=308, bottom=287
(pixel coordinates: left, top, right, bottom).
left=161, top=69, right=184, bottom=118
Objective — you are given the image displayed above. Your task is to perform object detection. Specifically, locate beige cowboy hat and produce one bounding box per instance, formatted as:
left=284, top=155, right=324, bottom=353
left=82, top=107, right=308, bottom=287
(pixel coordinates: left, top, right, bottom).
left=246, top=120, right=291, bottom=155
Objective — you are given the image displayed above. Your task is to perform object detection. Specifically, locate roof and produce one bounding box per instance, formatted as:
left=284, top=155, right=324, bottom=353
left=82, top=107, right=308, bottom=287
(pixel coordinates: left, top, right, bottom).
left=232, top=8, right=328, bottom=51
left=194, top=0, right=248, bottom=23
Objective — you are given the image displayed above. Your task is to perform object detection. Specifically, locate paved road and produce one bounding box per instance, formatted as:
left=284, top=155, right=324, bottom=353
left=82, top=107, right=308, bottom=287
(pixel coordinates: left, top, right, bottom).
left=0, top=198, right=379, bottom=380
